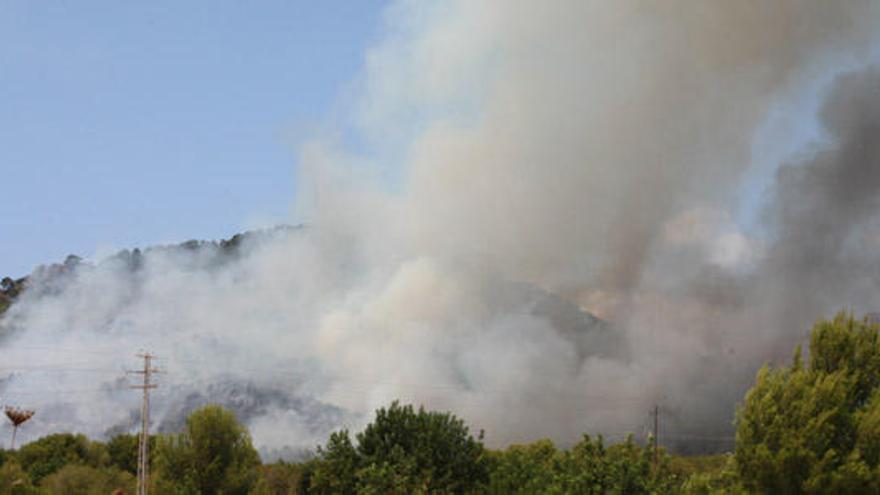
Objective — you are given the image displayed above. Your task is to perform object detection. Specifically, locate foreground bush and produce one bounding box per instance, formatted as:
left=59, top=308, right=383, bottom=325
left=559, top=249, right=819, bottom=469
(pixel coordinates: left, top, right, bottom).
left=40, top=464, right=135, bottom=494
left=0, top=461, right=42, bottom=494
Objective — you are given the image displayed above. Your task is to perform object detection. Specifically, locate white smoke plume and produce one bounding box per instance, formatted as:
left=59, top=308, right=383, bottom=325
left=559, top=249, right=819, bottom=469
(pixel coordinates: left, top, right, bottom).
left=3, top=1, right=880, bottom=455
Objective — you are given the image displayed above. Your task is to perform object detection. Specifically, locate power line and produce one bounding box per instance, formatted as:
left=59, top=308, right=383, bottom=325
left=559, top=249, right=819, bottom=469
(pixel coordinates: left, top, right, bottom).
left=0, top=351, right=740, bottom=451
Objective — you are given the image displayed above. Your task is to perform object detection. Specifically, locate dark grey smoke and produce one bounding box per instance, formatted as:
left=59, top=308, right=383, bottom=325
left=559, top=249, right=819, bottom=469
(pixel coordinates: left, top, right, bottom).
left=654, top=65, right=880, bottom=452
left=764, top=66, right=880, bottom=341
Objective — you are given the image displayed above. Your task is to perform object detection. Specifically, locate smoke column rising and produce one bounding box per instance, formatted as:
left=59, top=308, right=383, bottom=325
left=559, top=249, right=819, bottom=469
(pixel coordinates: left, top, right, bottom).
left=2, top=1, right=880, bottom=454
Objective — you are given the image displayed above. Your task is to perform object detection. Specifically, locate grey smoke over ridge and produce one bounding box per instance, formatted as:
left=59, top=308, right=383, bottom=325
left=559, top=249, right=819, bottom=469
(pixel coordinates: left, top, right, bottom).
left=3, top=1, right=880, bottom=454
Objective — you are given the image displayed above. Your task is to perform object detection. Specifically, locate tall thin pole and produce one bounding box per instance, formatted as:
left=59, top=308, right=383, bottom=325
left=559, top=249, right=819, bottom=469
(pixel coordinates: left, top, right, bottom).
left=129, top=353, right=159, bottom=495
left=652, top=404, right=659, bottom=467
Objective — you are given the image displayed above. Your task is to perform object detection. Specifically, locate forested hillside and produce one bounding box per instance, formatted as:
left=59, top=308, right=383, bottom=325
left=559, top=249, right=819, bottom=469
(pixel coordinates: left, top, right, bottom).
left=0, top=227, right=293, bottom=319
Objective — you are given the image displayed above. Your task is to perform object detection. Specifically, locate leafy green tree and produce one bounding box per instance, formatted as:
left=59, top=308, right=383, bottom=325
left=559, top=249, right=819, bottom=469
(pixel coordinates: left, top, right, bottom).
left=310, top=401, right=489, bottom=494
left=597, top=436, right=675, bottom=494
left=357, top=401, right=488, bottom=492
left=735, top=311, right=880, bottom=493
left=310, top=431, right=358, bottom=493
left=485, top=439, right=558, bottom=493
left=106, top=433, right=157, bottom=475
left=16, top=433, right=106, bottom=483
left=105, top=433, right=138, bottom=475
left=155, top=404, right=261, bottom=494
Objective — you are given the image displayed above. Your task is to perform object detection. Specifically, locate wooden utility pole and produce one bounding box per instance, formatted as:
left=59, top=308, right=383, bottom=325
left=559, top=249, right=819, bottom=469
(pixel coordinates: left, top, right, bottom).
left=651, top=404, right=659, bottom=466
left=129, top=353, right=159, bottom=495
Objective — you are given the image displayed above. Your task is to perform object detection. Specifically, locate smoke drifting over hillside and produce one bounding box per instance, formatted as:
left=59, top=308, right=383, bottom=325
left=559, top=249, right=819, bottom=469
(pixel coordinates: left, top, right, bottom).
left=3, top=1, right=880, bottom=454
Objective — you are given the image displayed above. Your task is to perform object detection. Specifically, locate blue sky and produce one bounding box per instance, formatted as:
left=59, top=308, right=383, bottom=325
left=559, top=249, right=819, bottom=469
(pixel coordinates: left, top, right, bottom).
left=1, top=1, right=387, bottom=277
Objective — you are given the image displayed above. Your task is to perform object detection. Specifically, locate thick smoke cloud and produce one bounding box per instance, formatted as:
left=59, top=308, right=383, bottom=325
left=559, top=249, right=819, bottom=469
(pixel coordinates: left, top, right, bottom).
left=2, top=1, right=880, bottom=455
left=761, top=66, right=880, bottom=346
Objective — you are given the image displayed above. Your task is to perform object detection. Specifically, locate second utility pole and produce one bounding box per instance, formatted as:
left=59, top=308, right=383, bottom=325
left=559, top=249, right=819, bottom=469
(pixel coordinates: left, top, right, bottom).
left=652, top=404, right=659, bottom=467
left=129, top=352, right=159, bottom=495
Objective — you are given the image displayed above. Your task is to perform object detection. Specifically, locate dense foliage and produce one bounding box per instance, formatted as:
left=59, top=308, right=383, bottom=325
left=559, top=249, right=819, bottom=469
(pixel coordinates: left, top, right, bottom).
left=486, top=435, right=677, bottom=494
left=40, top=465, right=136, bottom=495
left=309, top=401, right=489, bottom=494
left=155, top=405, right=261, bottom=494
left=105, top=433, right=155, bottom=476
left=16, top=433, right=106, bottom=483
left=735, top=312, right=880, bottom=493
left=0, top=404, right=712, bottom=494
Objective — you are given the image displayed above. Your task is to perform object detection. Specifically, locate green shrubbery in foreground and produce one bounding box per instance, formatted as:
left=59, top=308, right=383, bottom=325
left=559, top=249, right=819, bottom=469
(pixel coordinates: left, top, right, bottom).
left=0, top=311, right=878, bottom=494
